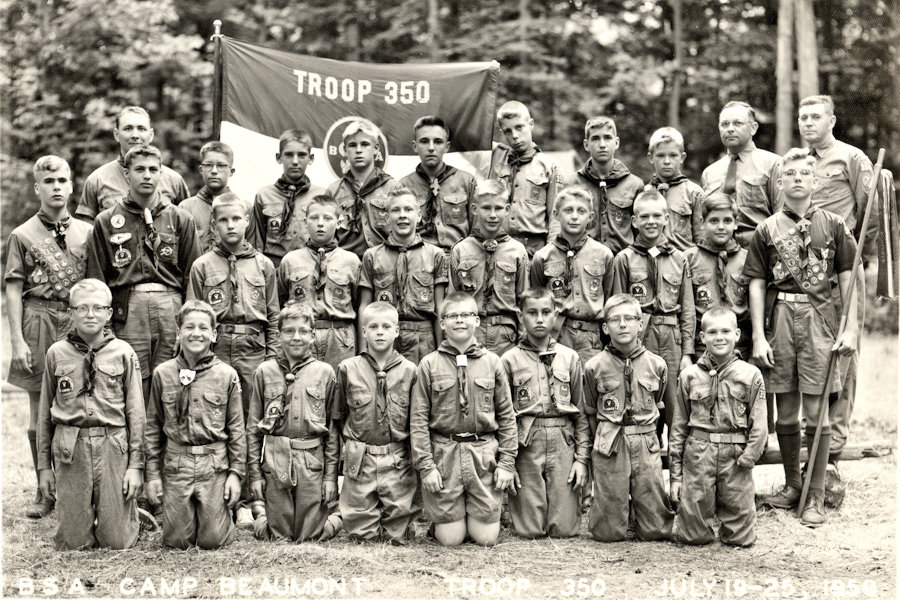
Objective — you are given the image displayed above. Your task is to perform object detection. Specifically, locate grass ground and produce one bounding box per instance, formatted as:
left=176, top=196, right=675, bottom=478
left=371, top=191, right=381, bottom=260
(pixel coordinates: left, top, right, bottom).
left=1, top=335, right=896, bottom=599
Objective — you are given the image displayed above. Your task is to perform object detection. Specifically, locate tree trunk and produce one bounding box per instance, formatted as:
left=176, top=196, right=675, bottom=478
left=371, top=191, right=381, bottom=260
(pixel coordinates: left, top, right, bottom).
left=668, top=0, right=682, bottom=128
left=796, top=0, right=819, bottom=99
left=775, top=0, right=795, bottom=154
left=428, top=0, right=440, bottom=61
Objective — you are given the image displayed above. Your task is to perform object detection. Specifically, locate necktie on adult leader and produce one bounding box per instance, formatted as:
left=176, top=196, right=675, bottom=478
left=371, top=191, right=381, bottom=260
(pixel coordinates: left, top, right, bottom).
left=723, top=154, right=738, bottom=196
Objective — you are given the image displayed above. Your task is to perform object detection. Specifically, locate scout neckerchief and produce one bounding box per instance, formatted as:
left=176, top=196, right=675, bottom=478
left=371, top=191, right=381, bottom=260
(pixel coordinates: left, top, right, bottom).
left=273, top=175, right=311, bottom=238
left=123, top=195, right=166, bottom=266
left=66, top=328, right=116, bottom=396
left=632, top=235, right=675, bottom=311
left=37, top=210, right=71, bottom=252
left=385, top=234, right=425, bottom=313
left=695, top=351, right=739, bottom=421
left=437, top=339, right=487, bottom=410
left=340, top=168, right=391, bottom=234
left=305, top=239, right=338, bottom=294
left=414, top=163, right=457, bottom=239
left=174, top=349, right=218, bottom=424
left=505, top=144, right=540, bottom=203
left=258, top=350, right=316, bottom=431
left=472, top=232, right=512, bottom=308
left=551, top=234, right=588, bottom=296
left=195, top=185, right=231, bottom=250
left=648, top=174, right=689, bottom=197
left=605, top=341, right=647, bottom=421
left=577, top=159, right=633, bottom=217
left=275, top=349, right=316, bottom=395
left=697, top=237, right=742, bottom=302
left=519, top=337, right=564, bottom=411
left=360, top=350, right=405, bottom=427
left=213, top=241, right=258, bottom=306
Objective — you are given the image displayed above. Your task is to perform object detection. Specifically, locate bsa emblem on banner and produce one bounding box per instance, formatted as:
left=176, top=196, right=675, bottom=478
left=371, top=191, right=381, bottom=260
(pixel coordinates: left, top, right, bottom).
left=323, top=116, right=389, bottom=178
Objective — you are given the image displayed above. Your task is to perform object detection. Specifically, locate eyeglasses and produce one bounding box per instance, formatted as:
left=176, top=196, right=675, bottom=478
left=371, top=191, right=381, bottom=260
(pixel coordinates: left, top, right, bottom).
left=200, top=162, right=230, bottom=171
left=718, top=120, right=748, bottom=129
left=71, top=305, right=112, bottom=316
left=606, top=314, right=640, bottom=325
left=442, top=312, right=477, bottom=321
left=783, top=169, right=813, bottom=177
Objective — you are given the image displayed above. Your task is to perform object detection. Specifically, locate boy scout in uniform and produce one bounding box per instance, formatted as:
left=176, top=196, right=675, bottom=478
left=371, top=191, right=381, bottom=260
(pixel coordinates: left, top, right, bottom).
left=399, top=116, right=476, bottom=262
left=332, top=302, right=420, bottom=542
left=38, top=279, right=144, bottom=549
left=180, top=141, right=236, bottom=253
left=611, top=190, right=695, bottom=436
left=570, top=116, right=644, bottom=255
left=85, top=144, right=202, bottom=402
left=701, top=101, right=779, bottom=248
left=6, top=155, right=92, bottom=518
left=247, top=130, right=326, bottom=268
left=530, top=187, right=614, bottom=364
left=359, top=188, right=447, bottom=364
left=501, top=289, right=590, bottom=538
left=145, top=300, right=245, bottom=548
left=327, top=119, right=401, bottom=258
left=645, top=127, right=706, bottom=250
left=583, top=294, right=674, bottom=542
left=489, top=101, right=563, bottom=257
left=744, top=148, right=858, bottom=527
left=410, top=292, right=517, bottom=546
left=669, top=307, right=767, bottom=546
left=76, top=106, right=189, bottom=222
left=684, top=193, right=752, bottom=359
left=278, top=194, right=361, bottom=371
left=450, top=179, right=529, bottom=357
left=247, top=303, right=340, bottom=542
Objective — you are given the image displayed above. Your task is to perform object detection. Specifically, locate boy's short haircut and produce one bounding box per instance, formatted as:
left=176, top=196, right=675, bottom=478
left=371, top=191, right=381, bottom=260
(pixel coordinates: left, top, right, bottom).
left=361, top=301, right=399, bottom=326
left=517, top=287, right=556, bottom=313
left=116, top=105, right=150, bottom=128
left=69, top=278, right=113, bottom=306
left=123, top=144, right=162, bottom=168
left=341, top=119, right=381, bottom=145
left=439, top=291, right=477, bottom=318
left=781, top=147, right=816, bottom=167
left=33, top=155, right=70, bottom=180
left=700, top=192, right=737, bottom=220
left=474, top=179, right=509, bottom=202
left=278, top=129, right=314, bottom=153
left=211, top=192, right=247, bottom=218
left=648, top=127, right=685, bottom=153
left=496, top=101, right=531, bottom=123
left=386, top=186, right=418, bottom=208
left=199, top=141, right=234, bottom=164
left=720, top=101, right=756, bottom=122
left=278, top=301, right=315, bottom=330
left=700, top=306, right=738, bottom=330
left=603, top=293, right=642, bottom=317
left=554, top=186, right=593, bottom=212
left=176, top=299, right=218, bottom=329
left=413, top=115, right=451, bottom=141
left=305, top=193, right=340, bottom=216
left=632, top=189, right=666, bottom=213
left=799, top=94, right=835, bottom=115
left=584, top=116, right=617, bottom=138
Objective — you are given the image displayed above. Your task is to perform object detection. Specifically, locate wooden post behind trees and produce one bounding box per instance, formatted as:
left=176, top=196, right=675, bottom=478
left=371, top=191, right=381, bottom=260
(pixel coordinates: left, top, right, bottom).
left=668, top=0, right=682, bottom=129
left=775, top=0, right=794, bottom=154
left=795, top=0, right=819, bottom=99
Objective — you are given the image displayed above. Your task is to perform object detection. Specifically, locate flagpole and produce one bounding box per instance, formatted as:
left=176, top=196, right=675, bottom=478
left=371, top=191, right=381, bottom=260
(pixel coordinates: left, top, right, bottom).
left=211, top=19, right=223, bottom=140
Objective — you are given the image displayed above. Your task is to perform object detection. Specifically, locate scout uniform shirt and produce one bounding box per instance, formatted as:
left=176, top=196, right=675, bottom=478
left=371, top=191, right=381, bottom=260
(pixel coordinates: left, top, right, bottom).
left=646, top=175, right=706, bottom=251
left=742, top=206, right=857, bottom=334
left=669, top=353, right=767, bottom=484
left=247, top=176, right=326, bottom=268
left=180, top=186, right=232, bottom=254
left=359, top=235, right=447, bottom=322
left=684, top=239, right=750, bottom=326
left=489, top=144, right=562, bottom=239
left=277, top=241, right=361, bottom=321
left=570, top=158, right=645, bottom=254
left=326, top=169, right=401, bottom=258
left=530, top=236, right=614, bottom=322
left=701, top=142, right=780, bottom=246
left=76, top=158, right=189, bottom=221
left=246, top=353, right=339, bottom=485
left=144, top=352, right=246, bottom=483
left=583, top=343, right=667, bottom=456
left=610, top=240, right=696, bottom=357
left=399, top=164, right=476, bottom=250
left=450, top=234, right=529, bottom=319
left=187, top=241, right=280, bottom=354
left=37, top=331, right=145, bottom=472
left=410, top=341, right=517, bottom=476
left=501, top=339, right=591, bottom=459
left=85, top=195, right=201, bottom=321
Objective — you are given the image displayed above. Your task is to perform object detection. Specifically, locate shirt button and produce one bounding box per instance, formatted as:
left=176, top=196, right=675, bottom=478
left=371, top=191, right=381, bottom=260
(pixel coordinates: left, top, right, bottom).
left=88, top=410, right=94, bottom=416
left=62, top=449, right=70, bottom=457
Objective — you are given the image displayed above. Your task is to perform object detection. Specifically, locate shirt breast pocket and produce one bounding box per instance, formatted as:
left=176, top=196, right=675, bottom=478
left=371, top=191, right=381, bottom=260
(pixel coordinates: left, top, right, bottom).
left=54, top=363, right=80, bottom=402
left=203, top=271, right=229, bottom=310
left=722, top=380, right=750, bottom=428
left=474, top=377, right=495, bottom=412
left=156, top=233, right=179, bottom=264
left=373, top=269, right=396, bottom=303
left=287, top=269, right=313, bottom=304
left=628, top=268, right=651, bottom=303
left=431, top=376, right=457, bottom=416
left=441, top=192, right=468, bottom=225
left=738, top=174, right=770, bottom=211
left=347, top=388, right=373, bottom=432
left=409, top=270, right=435, bottom=309
left=512, top=369, right=536, bottom=412
left=455, top=259, right=482, bottom=293
left=552, top=369, right=572, bottom=407
left=692, top=270, right=713, bottom=308
left=688, top=383, right=713, bottom=414
left=495, top=261, right=517, bottom=296
left=524, top=172, right=549, bottom=205
left=199, top=389, right=227, bottom=431
left=668, top=202, right=693, bottom=240
left=637, top=374, right=661, bottom=411
left=242, top=271, right=266, bottom=313
left=726, top=273, right=749, bottom=309
left=95, top=362, right=125, bottom=404
left=659, top=269, right=683, bottom=309
left=582, top=262, right=606, bottom=300
left=368, top=195, right=390, bottom=232
left=305, top=384, right=327, bottom=426
left=325, top=269, right=353, bottom=311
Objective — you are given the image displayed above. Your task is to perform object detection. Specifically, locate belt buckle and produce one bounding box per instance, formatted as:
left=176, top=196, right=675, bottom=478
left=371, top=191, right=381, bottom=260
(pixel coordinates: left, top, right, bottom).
left=189, top=446, right=207, bottom=455
left=222, top=324, right=235, bottom=334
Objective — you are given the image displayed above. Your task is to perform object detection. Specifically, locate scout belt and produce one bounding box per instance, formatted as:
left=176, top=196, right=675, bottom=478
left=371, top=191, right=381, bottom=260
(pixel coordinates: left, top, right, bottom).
left=776, top=292, right=809, bottom=303
left=563, top=317, right=600, bottom=332
left=432, top=431, right=494, bottom=443
left=622, top=424, right=657, bottom=435
left=690, top=429, right=748, bottom=443
left=532, top=416, right=570, bottom=427
left=166, top=440, right=226, bottom=455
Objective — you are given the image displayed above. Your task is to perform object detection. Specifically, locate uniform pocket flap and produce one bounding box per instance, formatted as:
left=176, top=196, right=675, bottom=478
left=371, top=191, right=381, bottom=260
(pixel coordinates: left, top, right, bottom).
left=692, top=270, right=712, bottom=285
left=411, top=271, right=434, bottom=286
left=662, top=270, right=683, bottom=285
left=55, top=363, right=78, bottom=376
left=373, top=271, right=395, bottom=288
left=742, top=174, right=767, bottom=187
left=327, top=270, right=351, bottom=285
left=242, top=272, right=265, bottom=287
left=204, top=271, right=229, bottom=286
left=369, top=195, right=388, bottom=209
left=288, top=269, right=312, bottom=283
left=203, top=391, right=226, bottom=405
left=443, top=192, right=467, bottom=205
left=474, top=377, right=494, bottom=390
left=629, top=269, right=648, bottom=282
left=525, top=172, right=549, bottom=186
left=669, top=201, right=692, bottom=216
left=495, top=261, right=516, bottom=274
left=96, top=362, right=124, bottom=377
left=431, top=377, right=455, bottom=392
left=306, top=384, right=326, bottom=399
left=545, top=260, right=565, bottom=277
left=158, top=232, right=177, bottom=244
left=638, top=375, right=660, bottom=392
left=607, top=194, right=634, bottom=209
left=512, top=369, right=533, bottom=387
left=348, top=393, right=372, bottom=408
left=553, top=369, right=571, bottom=383
left=583, top=262, right=606, bottom=277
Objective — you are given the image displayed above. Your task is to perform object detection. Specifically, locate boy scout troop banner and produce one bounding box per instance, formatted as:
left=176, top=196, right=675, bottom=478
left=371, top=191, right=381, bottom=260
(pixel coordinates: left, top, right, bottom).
left=217, top=36, right=500, bottom=202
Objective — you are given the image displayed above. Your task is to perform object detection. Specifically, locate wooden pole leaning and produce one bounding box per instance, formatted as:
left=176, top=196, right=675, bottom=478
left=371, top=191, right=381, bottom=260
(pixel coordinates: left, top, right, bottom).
left=211, top=19, right=224, bottom=141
